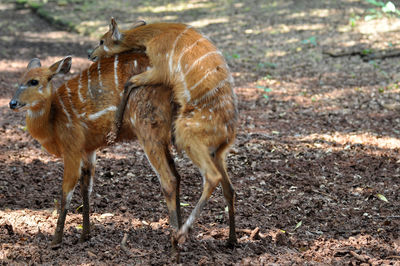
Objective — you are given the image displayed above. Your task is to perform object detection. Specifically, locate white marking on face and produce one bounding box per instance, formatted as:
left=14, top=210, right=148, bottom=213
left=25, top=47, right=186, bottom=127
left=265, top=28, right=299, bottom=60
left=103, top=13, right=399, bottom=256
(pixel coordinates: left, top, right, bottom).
left=26, top=100, right=40, bottom=108
left=46, top=83, right=51, bottom=94
left=37, top=85, right=44, bottom=94
left=27, top=108, right=45, bottom=118
left=103, top=45, right=110, bottom=52
left=114, top=55, right=119, bottom=89
left=88, top=105, right=117, bottom=120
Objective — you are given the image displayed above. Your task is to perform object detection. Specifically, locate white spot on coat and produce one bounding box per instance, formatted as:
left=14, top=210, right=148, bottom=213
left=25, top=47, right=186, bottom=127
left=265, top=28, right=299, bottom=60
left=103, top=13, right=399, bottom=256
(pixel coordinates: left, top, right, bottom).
left=88, top=106, right=117, bottom=120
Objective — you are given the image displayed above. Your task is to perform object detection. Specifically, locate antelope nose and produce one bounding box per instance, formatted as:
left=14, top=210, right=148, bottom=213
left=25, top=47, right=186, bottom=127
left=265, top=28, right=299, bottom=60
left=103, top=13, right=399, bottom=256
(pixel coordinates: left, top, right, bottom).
left=9, top=99, right=18, bottom=110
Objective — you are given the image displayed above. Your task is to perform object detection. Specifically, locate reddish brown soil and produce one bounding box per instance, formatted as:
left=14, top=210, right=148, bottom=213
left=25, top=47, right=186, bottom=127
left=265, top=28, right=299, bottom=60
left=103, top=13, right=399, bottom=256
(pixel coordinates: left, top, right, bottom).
left=1, top=2, right=400, bottom=265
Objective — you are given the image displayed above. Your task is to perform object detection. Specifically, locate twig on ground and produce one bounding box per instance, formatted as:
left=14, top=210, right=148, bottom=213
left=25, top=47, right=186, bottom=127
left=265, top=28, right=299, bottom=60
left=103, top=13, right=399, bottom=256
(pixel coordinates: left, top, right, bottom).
left=250, top=227, right=260, bottom=240
left=349, top=250, right=370, bottom=263
left=120, top=233, right=151, bottom=258
left=323, top=48, right=400, bottom=61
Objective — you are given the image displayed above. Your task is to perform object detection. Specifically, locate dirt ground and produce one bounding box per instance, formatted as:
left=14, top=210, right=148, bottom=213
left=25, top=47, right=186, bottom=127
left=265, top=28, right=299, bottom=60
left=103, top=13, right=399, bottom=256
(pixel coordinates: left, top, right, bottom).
left=1, top=1, right=400, bottom=265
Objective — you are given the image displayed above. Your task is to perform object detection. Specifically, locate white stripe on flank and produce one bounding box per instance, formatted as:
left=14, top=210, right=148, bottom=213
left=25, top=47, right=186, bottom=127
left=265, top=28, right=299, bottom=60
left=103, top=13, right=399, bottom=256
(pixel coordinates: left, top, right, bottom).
left=57, top=93, right=72, bottom=127
left=114, top=55, right=119, bottom=89
left=179, top=70, right=190, bottom=102
left=194, top=78, right=228, bottom=105
left=130, top=113, right=137, bottom=127
left=87, top=69, right=93, bottom=98
left=98, top=61, right=103, bottom=88
left=78, top=73, right=85, bottom=103
left=133, top=60, right=137, bottom=69
left=184, top=51, right=222, bottom=76
left=189, top=65, right=222, bottom=92
left=169, top=25, right=192, bottom=74
left=88, top=106, right=117, bottom=120
left=177, top=37, right=205, bottom=68
left=65, top=82, right=80, bottom=118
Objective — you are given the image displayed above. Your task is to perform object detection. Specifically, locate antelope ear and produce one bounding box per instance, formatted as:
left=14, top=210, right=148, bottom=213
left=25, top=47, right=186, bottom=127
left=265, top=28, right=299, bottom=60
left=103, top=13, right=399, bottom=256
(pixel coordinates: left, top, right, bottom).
left=131, top=20, right=146, bottom=29
left=110, top=17, right=122, bottom=41
left=27, top=58, right=41, bottom=70
left=49, top=56, right=72, bottom=77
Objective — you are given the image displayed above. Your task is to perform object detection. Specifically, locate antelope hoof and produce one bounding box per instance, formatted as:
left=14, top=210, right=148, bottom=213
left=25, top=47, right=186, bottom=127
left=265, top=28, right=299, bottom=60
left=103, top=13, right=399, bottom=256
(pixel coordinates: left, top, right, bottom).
left=226, top=237, right=237, bottom=248
left=174, top=231, right=187, bottom=245
left=79, top=233, right=90, bottom=243
left=50, top=239, right=62, bottom=250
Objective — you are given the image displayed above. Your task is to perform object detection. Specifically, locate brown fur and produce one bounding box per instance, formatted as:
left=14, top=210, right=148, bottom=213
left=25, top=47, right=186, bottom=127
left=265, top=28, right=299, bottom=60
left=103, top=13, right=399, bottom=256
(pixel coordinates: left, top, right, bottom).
left=89, top=19, right=238, bottom=245
left=10, top=53, right=183, bottom=246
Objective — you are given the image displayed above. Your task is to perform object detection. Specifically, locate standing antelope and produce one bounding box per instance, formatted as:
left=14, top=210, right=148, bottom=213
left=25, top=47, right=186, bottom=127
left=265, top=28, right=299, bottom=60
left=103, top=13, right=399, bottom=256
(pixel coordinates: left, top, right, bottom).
left=9, top=53, right=182, bottom=246
left=88, top=18, right=238, bottom=245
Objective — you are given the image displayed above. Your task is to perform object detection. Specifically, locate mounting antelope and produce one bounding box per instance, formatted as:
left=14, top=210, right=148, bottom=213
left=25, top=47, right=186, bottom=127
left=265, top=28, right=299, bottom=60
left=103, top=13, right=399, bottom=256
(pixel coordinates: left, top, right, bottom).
left=88, top=18, right=238, bottom=245
left=9, top=53, right=181, bottom=246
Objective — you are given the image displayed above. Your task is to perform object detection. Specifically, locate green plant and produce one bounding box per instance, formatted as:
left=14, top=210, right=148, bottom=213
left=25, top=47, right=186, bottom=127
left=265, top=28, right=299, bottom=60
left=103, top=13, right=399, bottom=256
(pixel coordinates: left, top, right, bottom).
left=364, top=0, right=400, bottom=20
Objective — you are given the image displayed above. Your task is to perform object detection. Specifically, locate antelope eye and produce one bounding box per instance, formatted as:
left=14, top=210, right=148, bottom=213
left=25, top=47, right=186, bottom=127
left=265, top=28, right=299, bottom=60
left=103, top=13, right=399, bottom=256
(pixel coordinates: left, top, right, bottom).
left=99, top=40, right=104, bottom=45
left=28, top=79, right=39, bottom=86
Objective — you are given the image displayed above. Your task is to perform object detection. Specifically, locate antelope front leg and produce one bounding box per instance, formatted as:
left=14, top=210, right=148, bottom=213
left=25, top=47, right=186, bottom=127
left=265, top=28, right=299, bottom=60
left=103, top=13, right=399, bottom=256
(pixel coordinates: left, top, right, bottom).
left=51, top=156, right=82, bottom=247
